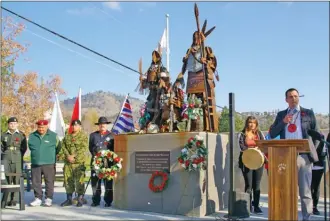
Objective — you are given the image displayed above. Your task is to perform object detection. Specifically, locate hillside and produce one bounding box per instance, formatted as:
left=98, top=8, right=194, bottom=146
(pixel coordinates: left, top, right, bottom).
left=61, top=90, right=144, bottom=123
left=60, top=90, right=329, bottom=133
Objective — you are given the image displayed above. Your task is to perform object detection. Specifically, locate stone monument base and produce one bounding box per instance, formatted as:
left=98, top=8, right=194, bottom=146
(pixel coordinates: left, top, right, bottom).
left=113, top=132, right=228, bottom=217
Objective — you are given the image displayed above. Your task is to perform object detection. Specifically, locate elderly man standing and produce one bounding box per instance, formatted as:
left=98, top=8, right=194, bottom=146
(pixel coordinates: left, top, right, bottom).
left=89, top=117, right=114, bottom=207
left=1, top=117, right=27, bottom=206
left=28, top=120, right=61, bottom=207
left=60, top=120, right=88, bottom=207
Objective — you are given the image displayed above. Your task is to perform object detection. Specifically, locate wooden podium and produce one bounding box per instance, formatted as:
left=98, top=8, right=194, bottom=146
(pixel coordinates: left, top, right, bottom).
left=256, top=139, right=310, bottom=220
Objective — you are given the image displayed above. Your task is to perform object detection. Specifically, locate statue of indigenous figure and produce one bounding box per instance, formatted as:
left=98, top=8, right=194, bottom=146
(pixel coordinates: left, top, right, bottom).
left=174, top=3, right=219, bottom=132
left=136, top=48, right=169, bottom=132
left=157, top=69, right=185, bottom=133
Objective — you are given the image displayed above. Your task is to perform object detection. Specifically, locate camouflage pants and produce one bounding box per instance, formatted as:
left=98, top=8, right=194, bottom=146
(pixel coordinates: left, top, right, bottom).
left=63, top=164, right=85, bottom=195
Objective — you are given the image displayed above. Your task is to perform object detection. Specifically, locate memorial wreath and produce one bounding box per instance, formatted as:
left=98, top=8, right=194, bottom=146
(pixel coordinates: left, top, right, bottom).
left=148, top=170, right=169, bottom=193
left=92, top=150, right=123, bottom=180
left=177, top=135, right=208, bottom=171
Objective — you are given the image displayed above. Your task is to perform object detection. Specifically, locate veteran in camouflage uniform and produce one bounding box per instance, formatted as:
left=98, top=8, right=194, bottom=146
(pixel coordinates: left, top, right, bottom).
left=60, top=120, right=88, bottom=207
left=1, top=117, right=27, bottom=206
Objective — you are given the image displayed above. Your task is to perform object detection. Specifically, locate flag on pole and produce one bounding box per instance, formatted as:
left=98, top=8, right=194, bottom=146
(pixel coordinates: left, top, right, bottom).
left=111, top=95, right=135, bottom=135
left=68, top=87, right=81, bottom=134
left=159, top=28, right=167, bottom=49
left=49, top=92, right=66, bottom=140
left=155, top=28, right=168, bottom=52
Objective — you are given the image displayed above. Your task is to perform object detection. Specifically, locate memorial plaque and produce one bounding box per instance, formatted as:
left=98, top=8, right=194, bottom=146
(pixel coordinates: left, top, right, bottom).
left=135, top=151, right=170, bottom=173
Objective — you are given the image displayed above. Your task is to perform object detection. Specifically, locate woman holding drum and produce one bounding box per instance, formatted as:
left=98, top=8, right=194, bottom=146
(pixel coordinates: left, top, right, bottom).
left=238, top=116, right=266, bottom=214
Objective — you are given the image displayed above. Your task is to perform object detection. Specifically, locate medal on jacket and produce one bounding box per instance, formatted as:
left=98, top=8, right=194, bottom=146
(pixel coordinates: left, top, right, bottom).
left=288, top=124, right=297, bottom=133
left=287, top=109, right=300, bottom=133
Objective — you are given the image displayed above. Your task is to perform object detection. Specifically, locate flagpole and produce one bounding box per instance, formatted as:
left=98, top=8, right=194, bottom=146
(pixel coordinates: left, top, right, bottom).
left=166, top=14, right=170, bottom=73
left=111, top=93, right=130, bottom=131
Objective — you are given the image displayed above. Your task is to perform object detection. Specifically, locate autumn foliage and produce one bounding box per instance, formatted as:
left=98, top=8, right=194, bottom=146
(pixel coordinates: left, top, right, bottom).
left=1, top=17, right=27, bottom=74
left=1, top=17, right=66, bottom=135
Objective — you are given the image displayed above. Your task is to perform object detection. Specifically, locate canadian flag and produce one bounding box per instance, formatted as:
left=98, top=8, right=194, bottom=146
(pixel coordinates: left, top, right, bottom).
left=68, top=88, right=81, bottom=134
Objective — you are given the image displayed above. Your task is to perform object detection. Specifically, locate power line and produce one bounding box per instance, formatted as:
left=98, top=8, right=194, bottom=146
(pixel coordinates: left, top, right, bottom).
left=7, top=21, right=130, bottom=75
left=1, top=6, right=140, bottom=75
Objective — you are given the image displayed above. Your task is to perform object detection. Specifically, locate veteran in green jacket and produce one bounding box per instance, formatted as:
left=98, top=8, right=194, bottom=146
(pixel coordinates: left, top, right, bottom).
left=60, top=120, right=89, bottom=207
left=1, top=117, right=27, bottom=206
left=28, top=119, right=61, bottom=207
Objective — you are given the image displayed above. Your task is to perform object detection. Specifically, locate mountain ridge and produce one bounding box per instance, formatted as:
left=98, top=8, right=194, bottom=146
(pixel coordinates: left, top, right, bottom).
left=59, top=90, right=329, bottom=132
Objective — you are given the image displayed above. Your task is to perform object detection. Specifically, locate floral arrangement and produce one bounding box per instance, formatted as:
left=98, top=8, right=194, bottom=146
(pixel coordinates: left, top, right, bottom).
left=148, top=170, right=169, bottom=193
left=92, top=150, right=123, bottom=180
left=181, top=97, right=203, bottom=121
left=177, top=135, right=208, bottom=172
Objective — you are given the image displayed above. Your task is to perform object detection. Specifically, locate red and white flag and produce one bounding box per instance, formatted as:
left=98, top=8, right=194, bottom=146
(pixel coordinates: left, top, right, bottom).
left=68, top=87, right=81, bottom=134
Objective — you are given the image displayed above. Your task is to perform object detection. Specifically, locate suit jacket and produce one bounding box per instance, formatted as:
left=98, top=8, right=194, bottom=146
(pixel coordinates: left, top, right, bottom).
left=88, top=130, right=114, bottom=156
left=88, top=130, right=114, bottom=167
left=269, top=106, right=320, bottom=163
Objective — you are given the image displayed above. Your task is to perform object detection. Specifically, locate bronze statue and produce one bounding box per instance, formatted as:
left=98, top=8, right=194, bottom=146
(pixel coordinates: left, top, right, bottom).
left=175, top=3, right=219, bottom=132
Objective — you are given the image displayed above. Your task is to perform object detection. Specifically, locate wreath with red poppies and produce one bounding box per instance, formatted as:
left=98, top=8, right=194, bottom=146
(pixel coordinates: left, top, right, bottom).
left=148, top=170, right=169, bottom=193
left=92, top=150, right=123, bottom=180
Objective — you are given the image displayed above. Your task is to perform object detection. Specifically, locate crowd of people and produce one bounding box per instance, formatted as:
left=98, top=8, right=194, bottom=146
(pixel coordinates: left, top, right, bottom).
left=1, top=116, right=115, bottom=208
left=1, top=87, right=329, bottom=221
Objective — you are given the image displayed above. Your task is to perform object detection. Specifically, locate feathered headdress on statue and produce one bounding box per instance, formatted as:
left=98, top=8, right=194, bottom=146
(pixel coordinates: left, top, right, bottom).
left=175, top=3, right=217, bottom=88
left=194, top=3, right=216, bottom=42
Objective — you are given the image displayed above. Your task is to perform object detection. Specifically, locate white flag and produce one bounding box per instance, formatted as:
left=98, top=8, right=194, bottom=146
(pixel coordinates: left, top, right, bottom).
left=49, top=92, right=66, bottom=141
left=159, top=28, right=167, bottom=49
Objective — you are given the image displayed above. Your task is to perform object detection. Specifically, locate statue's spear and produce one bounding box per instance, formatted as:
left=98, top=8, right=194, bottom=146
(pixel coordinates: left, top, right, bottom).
left=194, top=3, right=213, bottom=132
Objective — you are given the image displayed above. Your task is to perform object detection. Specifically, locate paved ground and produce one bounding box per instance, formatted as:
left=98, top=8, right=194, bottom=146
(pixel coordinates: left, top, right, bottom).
left=1, top=182, right=329, bottom=220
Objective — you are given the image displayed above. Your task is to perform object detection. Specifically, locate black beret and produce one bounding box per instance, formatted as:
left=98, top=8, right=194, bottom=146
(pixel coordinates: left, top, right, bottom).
left=8, top=117, right=18, bottom=123
left=71, top=119, right=82, bottom=126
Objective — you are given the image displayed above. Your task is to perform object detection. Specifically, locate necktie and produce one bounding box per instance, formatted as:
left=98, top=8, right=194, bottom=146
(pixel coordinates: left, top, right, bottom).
left=289, top=108, right=298, bottom=115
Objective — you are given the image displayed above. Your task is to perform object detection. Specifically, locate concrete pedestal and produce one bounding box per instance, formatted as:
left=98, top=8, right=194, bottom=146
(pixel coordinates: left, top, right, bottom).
left=113, top=132, right=229, bottom=217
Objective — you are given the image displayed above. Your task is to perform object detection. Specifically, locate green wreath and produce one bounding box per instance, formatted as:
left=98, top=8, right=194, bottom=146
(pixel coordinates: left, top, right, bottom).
left=177, top=135, right=208, bottom=172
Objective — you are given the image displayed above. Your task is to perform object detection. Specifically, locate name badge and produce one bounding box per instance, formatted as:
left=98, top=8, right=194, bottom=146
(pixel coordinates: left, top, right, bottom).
left=44, top=140, right=50, bottom=143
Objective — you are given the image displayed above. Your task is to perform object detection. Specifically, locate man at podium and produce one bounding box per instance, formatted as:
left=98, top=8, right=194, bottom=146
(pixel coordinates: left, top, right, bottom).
left=269, top=88, right=320, bottom=221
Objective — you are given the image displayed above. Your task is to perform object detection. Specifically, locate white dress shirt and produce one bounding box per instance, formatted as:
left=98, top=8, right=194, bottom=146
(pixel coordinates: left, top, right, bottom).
left=285, top=106, right=303, bottom=140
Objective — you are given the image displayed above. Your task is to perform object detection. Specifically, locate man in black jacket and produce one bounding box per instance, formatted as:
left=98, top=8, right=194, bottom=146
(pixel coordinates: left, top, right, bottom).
left=89, top=117, right=114, bottom=207
left=1, top=117, right=27, bottom=206
left=311, top=132, right=327, bottom=215
left=269, top=88, right=320, bottom=221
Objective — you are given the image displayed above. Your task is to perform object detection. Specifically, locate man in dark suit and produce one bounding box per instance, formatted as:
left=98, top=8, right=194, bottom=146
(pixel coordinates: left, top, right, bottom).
left=269, top=88, right=320, bottom=221
left=89, top=117, right=114, bottom=207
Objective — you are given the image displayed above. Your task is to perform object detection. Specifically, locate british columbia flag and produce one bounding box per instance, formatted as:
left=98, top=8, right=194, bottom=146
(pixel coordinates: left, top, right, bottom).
left=112, top=95, right=135, bottom=135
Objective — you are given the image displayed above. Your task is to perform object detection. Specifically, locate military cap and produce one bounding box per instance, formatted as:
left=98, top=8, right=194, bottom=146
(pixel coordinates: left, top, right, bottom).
left=36, top=120, right=48, bottom=126
left=71, top=119, right=81, bottom=126
left=8, top=117, right=18, bottom=123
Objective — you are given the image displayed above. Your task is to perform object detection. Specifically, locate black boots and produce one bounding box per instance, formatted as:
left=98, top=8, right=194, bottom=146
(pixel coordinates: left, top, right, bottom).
left=313, top=207, right=320, bottom=215
left=91, top=202, right=100, bottom=207
left=252, top=190, right=263, bottom=214
left=61, top=194, right=73, bottom=207
left=104, top=202, right=112, bottom=207
left=62, top=194, right=85, bottom=207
